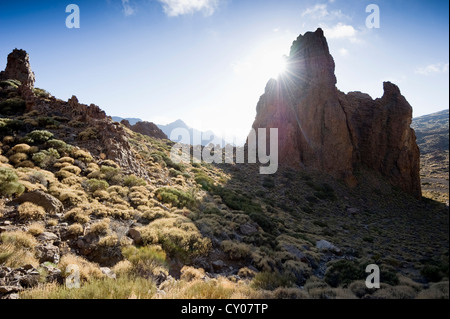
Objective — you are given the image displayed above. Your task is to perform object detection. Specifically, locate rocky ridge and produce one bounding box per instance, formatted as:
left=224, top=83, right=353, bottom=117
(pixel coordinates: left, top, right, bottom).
left=120, top=119, right=168, bottom=140
left=250, top=28, right=421, bottom=198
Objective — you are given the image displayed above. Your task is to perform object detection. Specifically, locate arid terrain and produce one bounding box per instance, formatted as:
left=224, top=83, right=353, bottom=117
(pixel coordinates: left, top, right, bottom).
left=0, top=36, right=448, bottom=300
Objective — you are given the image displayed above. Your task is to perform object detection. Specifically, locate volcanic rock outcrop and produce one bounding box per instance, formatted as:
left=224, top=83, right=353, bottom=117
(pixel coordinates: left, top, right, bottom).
left=121, top=119, right=168, bottom=140
left=0, top=49, right=150, bottom=180
left=250, top=28, right=421, bottom=198
left=0, top=49, right=35, bottom=89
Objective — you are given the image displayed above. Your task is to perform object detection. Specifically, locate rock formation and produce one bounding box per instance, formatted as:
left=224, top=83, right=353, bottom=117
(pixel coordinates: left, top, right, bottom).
left=122, top=120, right=168, bottom=140
left=250, top=28, right=421, bottom=198
left=0, top=49, right=35, bottom=89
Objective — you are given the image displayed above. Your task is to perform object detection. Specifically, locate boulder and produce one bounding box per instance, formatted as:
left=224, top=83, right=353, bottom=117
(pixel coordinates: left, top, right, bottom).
left=0, top=286, right=22, bottom=294
left=36, top=244, right=60, bottom=264
left=12, top=190, right=64, bottom=215
left=127, top=228, right=142, bottom=245
left=239, top=223, right=258, bottom=235
left=316, top=239, right=341, bottom=255
left=101, top=267, right=116, bottom=279
left=37, top=232, right=59, bottom=242
left=212, top=260, right=225, bottom=272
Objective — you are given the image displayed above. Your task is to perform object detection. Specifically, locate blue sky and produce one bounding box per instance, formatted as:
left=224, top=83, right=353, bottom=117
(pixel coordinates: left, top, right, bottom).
left=1, top=0, right=448, bottom=145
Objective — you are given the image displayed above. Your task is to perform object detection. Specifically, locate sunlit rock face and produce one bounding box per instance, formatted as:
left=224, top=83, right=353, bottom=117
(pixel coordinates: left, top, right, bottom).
left=250, top=28, right=421, bottom=198
left=0, top=49, right=35, bottom=88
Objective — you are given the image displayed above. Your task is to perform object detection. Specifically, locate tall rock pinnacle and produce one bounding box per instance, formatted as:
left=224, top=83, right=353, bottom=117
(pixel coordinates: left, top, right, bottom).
left=250, top=28, right=421, bottom=198
left=0, top=49, right=35, bottom=88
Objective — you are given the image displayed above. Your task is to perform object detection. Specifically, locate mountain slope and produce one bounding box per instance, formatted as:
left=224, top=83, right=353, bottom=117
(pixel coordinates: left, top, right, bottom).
left=158, top=119, right=229, bottom=147
left=412, top=109, right=449, bottom=204
left=0, top=45, right=448, bottom=300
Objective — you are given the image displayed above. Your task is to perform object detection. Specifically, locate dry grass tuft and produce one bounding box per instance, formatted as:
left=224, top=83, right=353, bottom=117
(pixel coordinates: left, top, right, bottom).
left=27, top=222, right=45, bottom=236
left=18, top=202, right=46, bottom=220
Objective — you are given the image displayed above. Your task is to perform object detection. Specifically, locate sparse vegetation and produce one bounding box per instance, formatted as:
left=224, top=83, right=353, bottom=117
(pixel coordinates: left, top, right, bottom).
left=0, top=84, right=447, bottom=300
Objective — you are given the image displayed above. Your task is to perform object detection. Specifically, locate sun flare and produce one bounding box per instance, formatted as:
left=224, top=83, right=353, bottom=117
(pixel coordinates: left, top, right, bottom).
left=265, top=55, right=287, bottom=79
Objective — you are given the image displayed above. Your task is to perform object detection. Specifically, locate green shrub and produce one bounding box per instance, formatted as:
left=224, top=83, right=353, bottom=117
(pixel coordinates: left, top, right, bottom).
left=100, top=166, right=123, bottom=185
left=0, top=97, right=26, bottom=115
left=0, top=167, right=25, bottom=196
left=0, top=79, right=21, bottom=89
left=153, top=151, right=185, bottom=171
left=85, top=179, right=109, bottom=193
left=26, top=130, right=54, bottom=144
left=37, top=117, right=59, bottom=128
left=33, top=88, right=51, bottom=98
left=214, top=187, right=263, bottom=213
left=325, top=260, right=361, bottom=288
left=156, top=188, right=197, bottom=209
left=262, top=177, right=275, bottom=188
left=0, top=118, right=23, bottom=135
left=46, top=139, right=72, bottom=153
left=121, top=245, right=167, bottom=279
left=248, top=212, right=275, bottom=233
left=310, top=182, right=337, bottom=201
left=194, top=173, right=215, bottom=191
left=32, top=148, right=60, bottom=168
left=251, top=271, right=294, bottom=291
left=78, top=127, right=98, bottom=141
left=421, top=264, right=444, bottom=283
left=138, top=218, right=211, bottom=259
left=123, top=174, right=146, bottom=187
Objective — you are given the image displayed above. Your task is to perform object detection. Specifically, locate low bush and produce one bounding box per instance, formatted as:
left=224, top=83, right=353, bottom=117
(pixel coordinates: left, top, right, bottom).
left=84, top=179, right=109, bottom=193
left=194, top=173, right=215, bottom=191
left=18, top=202, right=46, bottom=220
left=78, top=127, right=98, bottom=141
left=32, top=148, right=60, bottom=168
left=9, top=152, right=28, bottom=165
left=26, top=130, right=54, bottom=144
left=11, top=143, right=31, bottom=153
left=123, top=174, right=146, bottom=187
left=0, top=167, right=25, bottom=196
left=121, top=245, right=168, bottom=279
left=58, top=254, right=104, bottom=282
left=27, top=222, right=45, bottom=236
left=138, top=217, right=211, bottom=259
left=325, top=260, right=361, bottom=288
left=251, top=271, right=294, bottom=291
left=46, top=139, right=72, bottom=154
left=156, top=188, right=197, bottom=209
left=0, top=118, right=23, bottom=135
left=0, top=97, right=26, bottom=115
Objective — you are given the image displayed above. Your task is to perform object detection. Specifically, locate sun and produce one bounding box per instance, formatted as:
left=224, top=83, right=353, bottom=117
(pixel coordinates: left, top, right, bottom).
left=261, top=52, right=288, bottom=79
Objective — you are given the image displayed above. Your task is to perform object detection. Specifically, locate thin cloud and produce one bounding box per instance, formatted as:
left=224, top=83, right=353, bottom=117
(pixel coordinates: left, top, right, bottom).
left=157, top=0, right=219, bottom=17
left=415, top=63, right=449, bottom=76
left=122, top=0, right=136, bottom=16
left=323, top=23, right=357, bottom=39
left=338, top=48, right=349, bottom=56
left=301, top=3, right=345, bottom=20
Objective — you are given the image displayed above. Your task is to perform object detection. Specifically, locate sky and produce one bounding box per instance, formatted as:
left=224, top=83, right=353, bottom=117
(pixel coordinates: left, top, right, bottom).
left=0, top=0, right=448, bottom=145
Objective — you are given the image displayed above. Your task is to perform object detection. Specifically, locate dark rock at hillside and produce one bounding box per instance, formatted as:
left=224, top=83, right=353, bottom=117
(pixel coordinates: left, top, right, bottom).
left=11, top=190, right=64, bottom=215
left=112, top=116, right=142, bottom=126
left=250, top=28, right=421, bottom=198
left=128, top=121, right=168, bottom=140
left=0, top=49, right=35, bottom=89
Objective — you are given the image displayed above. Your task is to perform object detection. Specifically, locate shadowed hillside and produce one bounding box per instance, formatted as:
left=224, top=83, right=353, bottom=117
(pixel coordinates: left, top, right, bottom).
left=412, top=110, right=449, bottom=205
